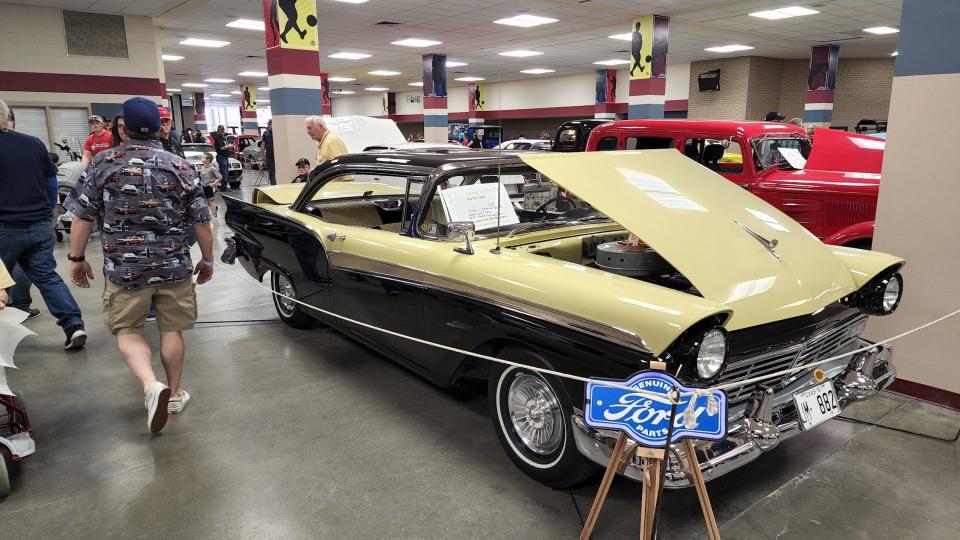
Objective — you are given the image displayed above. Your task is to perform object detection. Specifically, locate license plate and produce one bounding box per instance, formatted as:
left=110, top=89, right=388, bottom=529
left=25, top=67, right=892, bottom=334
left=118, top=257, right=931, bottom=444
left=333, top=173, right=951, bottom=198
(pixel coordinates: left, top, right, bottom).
left=793, top=381, right=840, bottom=430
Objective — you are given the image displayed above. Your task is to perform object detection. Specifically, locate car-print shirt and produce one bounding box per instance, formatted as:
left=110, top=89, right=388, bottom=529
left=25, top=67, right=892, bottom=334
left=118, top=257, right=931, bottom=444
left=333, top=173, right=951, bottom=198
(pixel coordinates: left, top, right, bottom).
left=64, top=139, right=211, bottom=290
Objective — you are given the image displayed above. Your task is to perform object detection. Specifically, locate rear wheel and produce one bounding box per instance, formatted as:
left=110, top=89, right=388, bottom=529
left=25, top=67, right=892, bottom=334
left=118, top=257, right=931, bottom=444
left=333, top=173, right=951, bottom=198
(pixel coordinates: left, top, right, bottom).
left=271, top=271, right=317, bottom=329
left=488, top=346, right=597, bottom=488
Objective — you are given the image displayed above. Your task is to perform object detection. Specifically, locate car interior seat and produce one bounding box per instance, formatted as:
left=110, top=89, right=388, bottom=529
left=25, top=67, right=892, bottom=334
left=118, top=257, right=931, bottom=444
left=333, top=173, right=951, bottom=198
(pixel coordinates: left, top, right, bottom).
left=702, top=144, right=726, bottom=170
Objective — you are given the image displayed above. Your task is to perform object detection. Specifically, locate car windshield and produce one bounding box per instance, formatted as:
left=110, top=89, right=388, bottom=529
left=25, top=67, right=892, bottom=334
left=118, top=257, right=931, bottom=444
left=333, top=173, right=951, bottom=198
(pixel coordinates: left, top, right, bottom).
left=752, top=136, right=812, bottom=171
left=183, top=144, right=215, bottom=158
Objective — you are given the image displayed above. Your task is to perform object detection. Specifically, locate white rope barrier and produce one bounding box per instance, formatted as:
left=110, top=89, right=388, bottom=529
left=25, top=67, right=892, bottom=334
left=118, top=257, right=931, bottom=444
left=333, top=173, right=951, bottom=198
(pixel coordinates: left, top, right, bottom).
left=200, top=247, right=960, bottom=400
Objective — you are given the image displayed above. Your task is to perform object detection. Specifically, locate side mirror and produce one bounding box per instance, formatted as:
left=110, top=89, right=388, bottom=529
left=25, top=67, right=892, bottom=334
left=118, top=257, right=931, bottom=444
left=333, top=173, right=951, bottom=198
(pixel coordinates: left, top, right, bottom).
left=447, top=221, right=476, bottom=255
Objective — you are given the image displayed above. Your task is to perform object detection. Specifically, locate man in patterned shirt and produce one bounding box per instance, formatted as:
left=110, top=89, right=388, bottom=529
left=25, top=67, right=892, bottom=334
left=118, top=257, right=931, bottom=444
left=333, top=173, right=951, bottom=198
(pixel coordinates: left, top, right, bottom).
left=64, top=97, right=214, bottom=435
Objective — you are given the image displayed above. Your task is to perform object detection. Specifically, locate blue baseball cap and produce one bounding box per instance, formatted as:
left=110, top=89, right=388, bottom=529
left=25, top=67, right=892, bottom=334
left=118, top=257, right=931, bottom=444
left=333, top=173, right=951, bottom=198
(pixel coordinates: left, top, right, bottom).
left=122, top=97, right=161, bottom=134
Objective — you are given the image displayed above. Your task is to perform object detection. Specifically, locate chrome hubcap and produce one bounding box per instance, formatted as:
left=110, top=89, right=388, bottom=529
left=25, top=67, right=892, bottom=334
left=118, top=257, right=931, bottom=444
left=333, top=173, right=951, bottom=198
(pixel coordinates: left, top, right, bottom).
left=275, top=274, right=296, bottom=317
left=507, top=373, right=563, bottom=456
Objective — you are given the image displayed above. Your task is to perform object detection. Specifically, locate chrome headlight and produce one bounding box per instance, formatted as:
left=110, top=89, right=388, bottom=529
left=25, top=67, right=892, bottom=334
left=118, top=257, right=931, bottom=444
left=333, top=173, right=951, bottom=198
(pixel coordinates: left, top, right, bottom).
left=696, top=328, right=728, bottom=380
left=867, top=272, right=902, bottom=315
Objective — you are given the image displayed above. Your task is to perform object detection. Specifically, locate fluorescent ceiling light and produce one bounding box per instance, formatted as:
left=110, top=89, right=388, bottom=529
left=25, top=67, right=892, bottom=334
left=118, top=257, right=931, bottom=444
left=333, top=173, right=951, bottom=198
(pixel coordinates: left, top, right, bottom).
left=365, top=87, right=389, bottom=91
left=749, top=6, right=819, bottom=20
left=183, top=83, right=208, bottom=87
left=332, top=0, right=368, bottom=3
left=166, top=88, right=181, bottom=92
left=332, top=90, right=356, bottom=95
left=205, top=78, right=235, bottom=83
left=209, top=93, right=231, bottom=97
left=494, top=15, right=558, bottom=28
left=593, top=59, right=630, bottom=66
left=368, top=70, right=401, bottom=76
left=258, top=86, right=270, bottom=91
left=455, top=76, right=484, bottom=82
left=225, top=19, right=265, bottom=31
left=864, top=26, right=899, bottom=34
left=499, top=50, right=543, bottom=58
left=704, top=44, right=755, bottom=53
left=259, top=99, right=270, bottom=103
left=391, top=38, right=443, bottom=47
left=180, top=38, right=230, bottom=48
left=238, top=71, right=268, bottom=77
left=891, top=50, right=898, bottom=56
left=161, top=54, right=184, bottom=61
left=230, top=91, right=241, bottom=95
left=408, top=82, right=424, bottom=86
left=328, top=76, right=356, bottom=82
left=521, top=68, right=555, bottom=74
left=608, top=33, right=632, bottom=41
left=446, top=61, right=468, bottom=67
left=329, top=51, right=372, bottom=60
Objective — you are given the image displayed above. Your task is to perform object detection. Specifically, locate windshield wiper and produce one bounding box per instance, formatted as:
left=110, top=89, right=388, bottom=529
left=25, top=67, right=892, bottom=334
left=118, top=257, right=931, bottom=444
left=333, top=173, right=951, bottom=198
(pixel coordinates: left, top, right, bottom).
left=506, top=219, right=568, bottom=238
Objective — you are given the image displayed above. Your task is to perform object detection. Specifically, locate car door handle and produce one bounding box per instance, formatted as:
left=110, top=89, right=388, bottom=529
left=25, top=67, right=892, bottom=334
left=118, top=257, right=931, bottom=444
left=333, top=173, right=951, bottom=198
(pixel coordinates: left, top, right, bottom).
left=327, top=233, right=346, bottom=241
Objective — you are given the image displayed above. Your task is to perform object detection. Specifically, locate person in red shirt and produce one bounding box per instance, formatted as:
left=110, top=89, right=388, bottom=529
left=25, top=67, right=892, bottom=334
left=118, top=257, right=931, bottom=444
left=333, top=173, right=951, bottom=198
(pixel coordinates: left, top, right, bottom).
left=82, top=115, right=113, bottom=165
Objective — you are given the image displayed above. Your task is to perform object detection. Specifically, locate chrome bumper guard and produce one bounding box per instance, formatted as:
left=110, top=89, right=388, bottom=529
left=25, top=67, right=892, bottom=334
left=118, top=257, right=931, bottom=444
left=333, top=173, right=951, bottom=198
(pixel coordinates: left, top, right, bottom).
left=572, top=340, right=895, bottom=488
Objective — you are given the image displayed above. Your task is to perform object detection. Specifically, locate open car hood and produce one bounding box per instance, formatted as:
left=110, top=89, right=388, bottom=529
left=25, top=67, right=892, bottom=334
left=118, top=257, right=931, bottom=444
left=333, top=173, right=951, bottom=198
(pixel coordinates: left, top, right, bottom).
left=520, top=150, right=866, bottom=329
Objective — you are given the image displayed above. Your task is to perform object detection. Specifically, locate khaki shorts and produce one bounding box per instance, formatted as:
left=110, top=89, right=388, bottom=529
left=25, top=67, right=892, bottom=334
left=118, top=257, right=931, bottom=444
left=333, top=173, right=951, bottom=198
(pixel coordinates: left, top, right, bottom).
left=102, top=278, right=197, bottom=336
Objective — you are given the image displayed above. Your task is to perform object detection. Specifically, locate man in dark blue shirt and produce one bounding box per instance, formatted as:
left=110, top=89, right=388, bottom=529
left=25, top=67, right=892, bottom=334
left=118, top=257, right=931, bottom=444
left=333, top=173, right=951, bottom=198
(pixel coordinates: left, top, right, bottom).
left=0, top=99, right=86, bottom=349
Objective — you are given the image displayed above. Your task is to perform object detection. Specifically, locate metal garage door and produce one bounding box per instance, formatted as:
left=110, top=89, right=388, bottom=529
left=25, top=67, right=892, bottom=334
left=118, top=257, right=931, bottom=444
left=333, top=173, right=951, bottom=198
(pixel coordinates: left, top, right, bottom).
left=50, top=107, right=90, bottom=163
left=10, top=106, right=50, bottom=150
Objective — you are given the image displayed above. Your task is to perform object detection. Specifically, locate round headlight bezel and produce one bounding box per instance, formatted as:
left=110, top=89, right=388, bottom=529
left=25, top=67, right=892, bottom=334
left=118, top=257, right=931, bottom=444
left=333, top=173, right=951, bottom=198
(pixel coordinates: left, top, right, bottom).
left=695, top=328, right=729, bottom=381
left=860, top=271, right=903, bottom=316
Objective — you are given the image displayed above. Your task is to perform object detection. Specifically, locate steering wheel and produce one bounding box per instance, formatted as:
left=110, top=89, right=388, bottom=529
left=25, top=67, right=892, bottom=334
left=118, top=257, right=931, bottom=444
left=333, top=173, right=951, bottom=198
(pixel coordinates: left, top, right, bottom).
left=534, top=194, right=585, bottom=221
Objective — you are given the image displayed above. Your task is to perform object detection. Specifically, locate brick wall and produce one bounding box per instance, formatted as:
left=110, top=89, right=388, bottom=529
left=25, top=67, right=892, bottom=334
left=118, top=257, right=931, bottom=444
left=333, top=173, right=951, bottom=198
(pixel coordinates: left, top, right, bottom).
left=689, top=55, right=895, bottom=128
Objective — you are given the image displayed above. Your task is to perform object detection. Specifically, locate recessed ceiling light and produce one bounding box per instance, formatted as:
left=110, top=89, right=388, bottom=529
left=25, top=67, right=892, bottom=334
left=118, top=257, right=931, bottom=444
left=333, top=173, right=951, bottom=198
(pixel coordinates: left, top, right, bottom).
left=365, top=87, right=389, bottom=91
left=328, top=76, right=356, bottom=82
left=494, top=15, right=558, bottom=28
left=593, top=59, right=630, bottom=66
left=205, top=78, right=235, bottom=83
left=391, top=38, right=443, bottom=47
left=749, top=6, right=819, bottom=20
left=329, top=51, right=372, bottom=60
left=166, top=88, right=181, bottom=92
left=230, top=91, right=241, bottom=95
left=891, top=50, right=899, bottom=56
left=332, top=0, right=368, bottom=3
left=446, top=61, right=468, bottom=67
left=183, top=83, right=208, bottom=87
left=180, top=38, right=230, bottom=48
left=455, top=76, right=484, bottom=82
left=332, top=90, right=356, bottom=95
left=521, top=68, right=555, bottom=74
left=258, top=86, right=270, bottom=91
left=499, top=50, right=543, bottom=58
left=704, top=44, right=755, bottom=53
left=162, top=54, right=184, bottom=61
left=608, top=33, right=632, bottom=41
left=408, top=82, right=424, bottom=86
left=209, top=93, right=231, bottom=97
left=864, top=26, right=899, bottom=34
left=238, top=71, right=268, bottom=77
left=225, top=19, right=265, bottom=31
left=368, top=70, right=401, bottom=76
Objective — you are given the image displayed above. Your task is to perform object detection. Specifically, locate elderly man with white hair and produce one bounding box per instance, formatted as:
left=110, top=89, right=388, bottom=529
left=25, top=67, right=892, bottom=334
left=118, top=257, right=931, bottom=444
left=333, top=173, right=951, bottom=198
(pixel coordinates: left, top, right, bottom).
left=305, top=116, right=348, bottom=171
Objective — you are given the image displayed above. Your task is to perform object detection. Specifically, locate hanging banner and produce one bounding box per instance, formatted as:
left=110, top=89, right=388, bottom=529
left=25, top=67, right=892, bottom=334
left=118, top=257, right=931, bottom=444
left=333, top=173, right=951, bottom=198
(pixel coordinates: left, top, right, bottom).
left=469, top=83, right=485, bottom=111
left=808, top=45, right=840, bottom=91
left=193, top=92, right=205, bottom=111
left=630, top=15, right=669, bottom=80
left=422, top=54, right=448, bottom=98
left=321, top=73, right=331, bottom=114
left=595, top=69, right=617, bottom=104
left=241, top=84, right=257, bottom=111
left=276, top=0, right=318, bottom=50
left=585, top=370, right=728, bottom=448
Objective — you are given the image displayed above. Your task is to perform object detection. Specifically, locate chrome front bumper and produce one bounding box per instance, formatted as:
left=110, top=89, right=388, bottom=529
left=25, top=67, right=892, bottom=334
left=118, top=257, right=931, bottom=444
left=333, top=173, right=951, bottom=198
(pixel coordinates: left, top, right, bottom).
left=572, top=340, right=895, bottom=488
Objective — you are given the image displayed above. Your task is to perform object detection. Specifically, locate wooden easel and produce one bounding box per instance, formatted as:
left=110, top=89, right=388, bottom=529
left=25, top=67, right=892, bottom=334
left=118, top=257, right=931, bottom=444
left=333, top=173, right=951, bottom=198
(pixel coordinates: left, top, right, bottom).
left=578, top=363, right=721, bottom=540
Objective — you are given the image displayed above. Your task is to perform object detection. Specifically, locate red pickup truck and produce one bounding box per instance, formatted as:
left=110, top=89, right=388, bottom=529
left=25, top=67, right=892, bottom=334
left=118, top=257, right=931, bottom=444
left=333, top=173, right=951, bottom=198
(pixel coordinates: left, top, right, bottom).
left=584, top=119, right=884, bottom=248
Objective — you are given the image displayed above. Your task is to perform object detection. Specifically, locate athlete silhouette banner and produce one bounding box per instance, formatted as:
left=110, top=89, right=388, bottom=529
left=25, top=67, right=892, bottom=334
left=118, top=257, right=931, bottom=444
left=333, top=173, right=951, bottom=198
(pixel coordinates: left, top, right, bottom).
left=242, top=84, right=257, bottom=111
left=277, top=0, right=318, bottom=50
left=630, top=15, right=669, bottom=80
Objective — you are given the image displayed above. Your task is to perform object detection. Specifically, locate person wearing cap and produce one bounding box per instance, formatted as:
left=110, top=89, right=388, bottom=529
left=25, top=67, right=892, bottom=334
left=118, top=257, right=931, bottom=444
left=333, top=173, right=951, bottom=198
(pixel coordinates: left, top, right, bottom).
left=292, top=158, right=310, bottom=183
left=764, top=111, right=785, bottom=122
left=157, top=106, right=184, bottom=158
left=0, top=99, right=88, bottom=349
left=82, top=115, right=113, bottom=165
left=64, top=97, right=215, bottom=434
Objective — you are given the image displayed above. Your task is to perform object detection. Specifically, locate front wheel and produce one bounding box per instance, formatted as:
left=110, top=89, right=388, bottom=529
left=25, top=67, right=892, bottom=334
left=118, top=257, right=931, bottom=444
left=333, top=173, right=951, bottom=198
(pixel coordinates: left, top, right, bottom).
left=271, top=271, right=317, bottom=329
left=488, top=347, right=597, bottom=488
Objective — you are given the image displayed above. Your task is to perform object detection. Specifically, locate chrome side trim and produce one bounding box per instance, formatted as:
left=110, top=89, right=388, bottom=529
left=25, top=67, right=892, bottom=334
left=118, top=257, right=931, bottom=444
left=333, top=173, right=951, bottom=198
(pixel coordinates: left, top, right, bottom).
left=325, top=251, right=655, bottom=355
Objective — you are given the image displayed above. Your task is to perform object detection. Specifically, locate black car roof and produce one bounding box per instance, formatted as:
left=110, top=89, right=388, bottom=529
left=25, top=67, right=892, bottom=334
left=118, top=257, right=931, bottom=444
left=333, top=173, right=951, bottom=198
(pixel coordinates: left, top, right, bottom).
left=328, top=150, right=528, bottom=172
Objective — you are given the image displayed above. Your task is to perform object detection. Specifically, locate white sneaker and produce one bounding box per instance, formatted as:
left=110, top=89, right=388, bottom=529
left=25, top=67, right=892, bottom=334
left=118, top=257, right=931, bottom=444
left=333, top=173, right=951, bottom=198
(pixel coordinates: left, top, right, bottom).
left=144, top=381, right=171, bottom=434
left=168, top=389, right=191, bottom=414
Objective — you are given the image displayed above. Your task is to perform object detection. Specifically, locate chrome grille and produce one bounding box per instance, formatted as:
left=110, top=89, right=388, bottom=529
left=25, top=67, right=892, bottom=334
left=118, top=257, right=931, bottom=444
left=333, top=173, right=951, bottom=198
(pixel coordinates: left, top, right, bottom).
left=719, top=315, right=868, bottom=406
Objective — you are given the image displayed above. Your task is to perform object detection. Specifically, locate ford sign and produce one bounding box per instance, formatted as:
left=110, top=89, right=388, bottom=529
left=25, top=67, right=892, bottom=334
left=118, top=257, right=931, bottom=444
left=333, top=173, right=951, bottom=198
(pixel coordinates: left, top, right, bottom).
left=585, top=371, right=728, bottom=448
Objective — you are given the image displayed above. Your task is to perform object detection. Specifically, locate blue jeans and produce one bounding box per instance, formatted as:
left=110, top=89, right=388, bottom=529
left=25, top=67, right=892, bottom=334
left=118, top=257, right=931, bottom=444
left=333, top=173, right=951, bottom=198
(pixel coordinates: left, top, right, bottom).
left=0, top=221, right=84, bottom=330
left=8, top=263, right=33, bottom=310
left=216, top=155, right=230, bottom=190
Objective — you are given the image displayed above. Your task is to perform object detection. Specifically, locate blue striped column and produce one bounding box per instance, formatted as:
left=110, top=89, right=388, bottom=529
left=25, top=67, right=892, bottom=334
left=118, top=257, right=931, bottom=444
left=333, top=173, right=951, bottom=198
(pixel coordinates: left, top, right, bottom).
left=423, top=53, right=448, bottom=143
left=803, top=90, right=834, bottom=126
left=193, top=92, right=206, bottom=132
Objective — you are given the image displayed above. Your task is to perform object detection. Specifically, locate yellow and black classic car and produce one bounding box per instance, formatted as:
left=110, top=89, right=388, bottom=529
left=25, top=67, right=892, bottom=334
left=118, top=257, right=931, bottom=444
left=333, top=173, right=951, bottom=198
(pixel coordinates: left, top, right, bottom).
left=222, top=149, right=904, bottom=488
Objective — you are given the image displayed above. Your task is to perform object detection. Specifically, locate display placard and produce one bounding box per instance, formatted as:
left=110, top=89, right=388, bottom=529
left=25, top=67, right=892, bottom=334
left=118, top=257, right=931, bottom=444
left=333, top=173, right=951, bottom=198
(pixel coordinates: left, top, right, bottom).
left=439, top=183, right=519, bottom=231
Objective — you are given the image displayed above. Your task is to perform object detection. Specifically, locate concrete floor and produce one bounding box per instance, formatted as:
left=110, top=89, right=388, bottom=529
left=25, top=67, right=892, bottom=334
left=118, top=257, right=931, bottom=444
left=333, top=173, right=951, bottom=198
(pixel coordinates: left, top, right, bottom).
left=3, top=174, right=960, bottom=539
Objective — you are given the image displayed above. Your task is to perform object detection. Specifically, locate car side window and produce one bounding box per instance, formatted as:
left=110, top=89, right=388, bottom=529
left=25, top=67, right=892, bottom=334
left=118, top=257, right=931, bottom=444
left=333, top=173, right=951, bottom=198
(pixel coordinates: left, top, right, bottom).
left=595, top=136, right=618, bottom=151
left=297, top=171, right=423, bottom=233
left=625, top=137, right=675, bottom=150
left=682, top=137, right=744, bottom=174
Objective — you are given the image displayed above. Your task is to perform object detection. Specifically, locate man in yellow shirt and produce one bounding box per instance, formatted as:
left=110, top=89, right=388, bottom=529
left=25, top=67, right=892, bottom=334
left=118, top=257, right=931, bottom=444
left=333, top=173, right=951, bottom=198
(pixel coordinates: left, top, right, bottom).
left=305, top=116, right=348, bottom=173
left=0, top=260, right=14, bottom=309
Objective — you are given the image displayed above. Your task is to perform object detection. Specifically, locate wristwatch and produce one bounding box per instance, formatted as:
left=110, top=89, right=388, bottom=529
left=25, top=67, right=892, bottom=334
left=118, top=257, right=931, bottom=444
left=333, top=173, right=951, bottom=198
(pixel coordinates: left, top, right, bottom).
left=67, top=254, right=85, bottom=262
